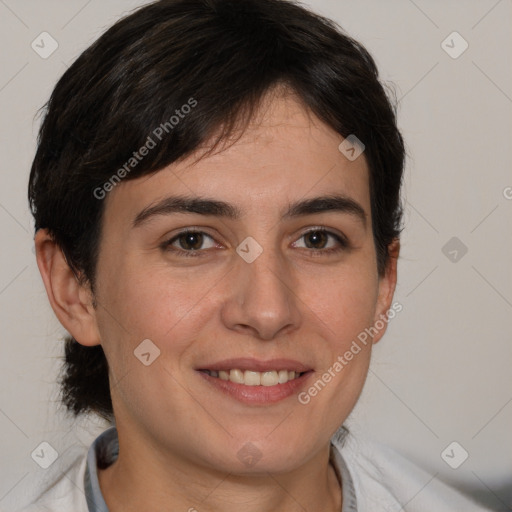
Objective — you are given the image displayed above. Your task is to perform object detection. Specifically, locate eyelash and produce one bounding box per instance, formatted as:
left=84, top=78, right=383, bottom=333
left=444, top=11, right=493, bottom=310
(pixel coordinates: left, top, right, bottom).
left=160, top=228, right=349, bottom=258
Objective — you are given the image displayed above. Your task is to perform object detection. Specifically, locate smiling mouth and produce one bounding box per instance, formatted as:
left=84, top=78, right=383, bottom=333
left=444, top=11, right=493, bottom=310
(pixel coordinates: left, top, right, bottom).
left=199, top=369, right=306, bottom=386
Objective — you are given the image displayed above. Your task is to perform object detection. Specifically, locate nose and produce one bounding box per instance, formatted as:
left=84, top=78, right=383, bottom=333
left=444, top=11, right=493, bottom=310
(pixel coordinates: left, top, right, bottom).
left=220, top=243, right=302, bottom=341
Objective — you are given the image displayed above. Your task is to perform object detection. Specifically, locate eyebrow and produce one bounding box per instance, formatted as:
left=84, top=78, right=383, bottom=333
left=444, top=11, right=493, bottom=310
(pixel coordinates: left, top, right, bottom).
left=132, top=193, right=367, bottom=228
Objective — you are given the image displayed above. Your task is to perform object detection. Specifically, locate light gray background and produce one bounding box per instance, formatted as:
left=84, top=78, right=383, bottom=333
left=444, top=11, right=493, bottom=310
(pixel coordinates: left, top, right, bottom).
left=0, top=0, right=511, bottom=510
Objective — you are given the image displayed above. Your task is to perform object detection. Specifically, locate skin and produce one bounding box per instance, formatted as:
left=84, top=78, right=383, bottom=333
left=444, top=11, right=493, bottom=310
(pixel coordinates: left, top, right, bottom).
left=35, top=87, right=399, bottom=512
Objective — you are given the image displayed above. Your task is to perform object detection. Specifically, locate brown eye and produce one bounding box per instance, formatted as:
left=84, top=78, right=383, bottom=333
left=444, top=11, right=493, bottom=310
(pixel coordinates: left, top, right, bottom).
left=304, top=230, right=329, bottom=249
left=176, top=232, right=205, bottom=251
left=162, top=230, right=217, bottom=257
left=293, top=228, right=348, bottom=254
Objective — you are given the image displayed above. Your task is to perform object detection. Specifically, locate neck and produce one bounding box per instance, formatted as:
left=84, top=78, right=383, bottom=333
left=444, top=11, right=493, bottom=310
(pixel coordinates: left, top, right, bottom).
left=98, top=431, right=342, bottom=512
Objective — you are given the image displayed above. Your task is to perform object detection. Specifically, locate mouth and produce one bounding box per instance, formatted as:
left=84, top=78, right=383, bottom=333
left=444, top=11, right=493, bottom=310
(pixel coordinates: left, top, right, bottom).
left=196, top=359, right=313, bottom=405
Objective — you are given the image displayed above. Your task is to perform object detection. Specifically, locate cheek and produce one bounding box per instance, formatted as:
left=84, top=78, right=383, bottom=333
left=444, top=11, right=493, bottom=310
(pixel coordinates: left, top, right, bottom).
left=307, top=265, right=379, bottom=342
left=93, top=265, right=209, bottom=420
left=302, top=266, right=378, bottom=407
left=95, top=263, right=218, bottom=365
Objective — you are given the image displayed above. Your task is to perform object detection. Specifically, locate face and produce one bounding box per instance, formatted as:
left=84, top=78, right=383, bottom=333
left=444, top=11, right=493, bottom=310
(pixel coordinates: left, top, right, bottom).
left=90, top=90, right=396, bottom=474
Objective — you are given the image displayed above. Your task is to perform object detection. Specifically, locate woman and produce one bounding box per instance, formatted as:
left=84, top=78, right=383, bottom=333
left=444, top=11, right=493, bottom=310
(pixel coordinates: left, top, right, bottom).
left=23, top=0, right=491, bottom=510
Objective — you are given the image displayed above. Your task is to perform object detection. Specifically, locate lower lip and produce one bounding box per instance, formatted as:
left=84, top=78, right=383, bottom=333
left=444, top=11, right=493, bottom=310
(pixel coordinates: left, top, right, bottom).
left=198, top=371, right=313, bottom=405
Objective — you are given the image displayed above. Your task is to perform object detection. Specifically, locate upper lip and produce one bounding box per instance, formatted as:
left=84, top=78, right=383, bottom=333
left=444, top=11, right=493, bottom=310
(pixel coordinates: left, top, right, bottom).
left=196, top=358, right=312, bottom=373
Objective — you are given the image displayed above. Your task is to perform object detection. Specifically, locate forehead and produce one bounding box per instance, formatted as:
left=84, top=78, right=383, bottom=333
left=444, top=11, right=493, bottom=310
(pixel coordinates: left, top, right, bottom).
left=103, top=93, right=370, bottom=226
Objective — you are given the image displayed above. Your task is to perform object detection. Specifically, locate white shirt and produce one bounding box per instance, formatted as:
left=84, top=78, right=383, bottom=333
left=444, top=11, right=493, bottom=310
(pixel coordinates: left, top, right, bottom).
left=14, top=426, right=493, bottom=512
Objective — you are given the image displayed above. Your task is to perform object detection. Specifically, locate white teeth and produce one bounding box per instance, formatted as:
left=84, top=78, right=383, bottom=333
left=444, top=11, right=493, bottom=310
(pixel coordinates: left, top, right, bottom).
left=205, top=368, right=302, bottom=386
left=261, top=371, right=279, bottom=386
left=229, top=369, right=245, bottom=384
left=244, top=371, right=261, bottom=386
left=278, top=369, right=289, bottom=383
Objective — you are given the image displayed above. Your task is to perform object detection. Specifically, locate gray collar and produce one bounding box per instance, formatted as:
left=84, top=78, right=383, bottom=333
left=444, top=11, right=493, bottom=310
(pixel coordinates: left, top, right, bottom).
left=84, top=426, right=116, bottom=512
left=84, top=426, right=357, bottom=512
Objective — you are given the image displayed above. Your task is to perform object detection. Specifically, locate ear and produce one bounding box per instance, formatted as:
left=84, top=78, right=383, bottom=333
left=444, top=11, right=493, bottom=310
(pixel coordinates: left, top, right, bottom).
left=372, top=238, right=400, bottom=344
left=34, top=229, right=101, bottom=347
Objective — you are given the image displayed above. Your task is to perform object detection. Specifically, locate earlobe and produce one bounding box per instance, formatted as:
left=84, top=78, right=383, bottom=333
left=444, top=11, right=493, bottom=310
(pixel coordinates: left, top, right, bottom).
left=34, top=229, right=101, bottom=347
left=372, top=238, right=400, bottom=344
